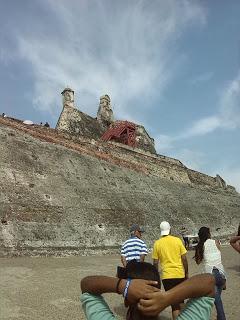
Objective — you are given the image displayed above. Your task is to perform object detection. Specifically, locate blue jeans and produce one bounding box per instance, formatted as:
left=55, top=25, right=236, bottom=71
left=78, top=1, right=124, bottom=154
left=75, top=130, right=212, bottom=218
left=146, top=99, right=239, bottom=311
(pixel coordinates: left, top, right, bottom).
left=212, top=268, right=226, bottom=320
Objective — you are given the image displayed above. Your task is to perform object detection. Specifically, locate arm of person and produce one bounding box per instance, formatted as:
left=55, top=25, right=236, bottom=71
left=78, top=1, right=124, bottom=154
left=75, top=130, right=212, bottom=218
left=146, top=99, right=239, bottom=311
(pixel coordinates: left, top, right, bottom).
left=121, top=255, right=127, bottom=267
left=152, top=241, right=159, bottom=271
left=120, top=243, right=127, bottom=267
left=230, top=236, right=240, bottom=253
left=81, top=276, right=159, bottom=303
left=140, top=242, right=148, bottom=262
left=179, top=239, right=188, bottom=277
left=181, top=253, right=189, bottom=279
left=215, top=239, right=221, bottom=251
left=138, top=274, right=215, bottom=316
left=81, top=276, right=125, bottom=295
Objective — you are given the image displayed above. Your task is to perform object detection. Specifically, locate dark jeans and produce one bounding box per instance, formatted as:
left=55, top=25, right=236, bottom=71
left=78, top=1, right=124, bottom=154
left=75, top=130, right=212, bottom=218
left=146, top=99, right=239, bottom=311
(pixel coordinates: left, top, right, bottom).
left=212, top=268, right=226, bottom=320
left=162, top=278, right=185, bottom=309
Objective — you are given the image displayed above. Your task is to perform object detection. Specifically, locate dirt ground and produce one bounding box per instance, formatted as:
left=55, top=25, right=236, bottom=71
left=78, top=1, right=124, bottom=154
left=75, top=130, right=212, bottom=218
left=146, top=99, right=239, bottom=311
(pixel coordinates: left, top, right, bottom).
left=0, top=246, right=239, bottom=320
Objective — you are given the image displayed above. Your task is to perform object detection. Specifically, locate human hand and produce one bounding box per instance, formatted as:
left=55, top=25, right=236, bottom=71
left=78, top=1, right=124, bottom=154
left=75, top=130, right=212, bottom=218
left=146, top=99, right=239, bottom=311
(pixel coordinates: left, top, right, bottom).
left=137, top=290, right=168, bottom=316
left=126, top=279, right=160, bottom=304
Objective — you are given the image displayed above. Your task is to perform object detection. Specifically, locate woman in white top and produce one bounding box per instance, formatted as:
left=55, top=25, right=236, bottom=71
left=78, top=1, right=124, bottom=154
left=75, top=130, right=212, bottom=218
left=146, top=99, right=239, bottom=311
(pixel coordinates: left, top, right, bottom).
left=194, top=227, right=226, bottom=320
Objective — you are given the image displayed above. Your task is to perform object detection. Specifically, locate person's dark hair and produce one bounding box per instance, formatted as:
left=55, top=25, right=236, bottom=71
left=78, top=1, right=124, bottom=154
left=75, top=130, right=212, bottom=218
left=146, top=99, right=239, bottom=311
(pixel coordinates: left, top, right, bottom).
left=194, top=227, right=210, bottom=264
left=237, top=223, right=240, bottom=236
left=121, top=261, right=160, bottom=320
left=125, top=260, right=161, bottom=288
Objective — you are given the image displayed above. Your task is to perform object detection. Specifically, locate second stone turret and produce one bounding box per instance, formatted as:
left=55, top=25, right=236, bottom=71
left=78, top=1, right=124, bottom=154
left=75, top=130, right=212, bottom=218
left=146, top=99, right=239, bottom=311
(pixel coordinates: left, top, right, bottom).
left=97, top=95, right=114, bottom=128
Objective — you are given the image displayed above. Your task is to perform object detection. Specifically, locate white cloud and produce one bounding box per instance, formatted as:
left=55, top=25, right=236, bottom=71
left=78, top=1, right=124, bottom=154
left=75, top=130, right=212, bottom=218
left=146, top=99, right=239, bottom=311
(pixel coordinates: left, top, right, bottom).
left=174, top=70, right=240, bottom=139
left=155, top=134, right=175, bottom=152
left=155, top=116, right=221, bottom=154
left=182, top=116, right=221, bottom=137
left=155, top=135, right=207, bottom=171
left=11, top=0, right=206, bottom=120
left=173, top=148, right=206, bottom=171
left=190, top=71, right=213, bottom=85
left=219, top=71, right=240, bottom=129
left=154, top=71, right=240, bottom=171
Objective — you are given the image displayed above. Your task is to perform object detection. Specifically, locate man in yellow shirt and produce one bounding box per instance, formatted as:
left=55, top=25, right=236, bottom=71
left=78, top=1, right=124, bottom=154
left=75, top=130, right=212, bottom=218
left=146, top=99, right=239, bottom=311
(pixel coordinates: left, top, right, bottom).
left=152, top=221, right=188, bottom=320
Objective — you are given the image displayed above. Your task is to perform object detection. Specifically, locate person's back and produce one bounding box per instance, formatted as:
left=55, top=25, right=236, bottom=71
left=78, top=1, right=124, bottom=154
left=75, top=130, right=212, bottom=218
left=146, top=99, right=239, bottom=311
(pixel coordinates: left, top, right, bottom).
left=194, top=227, right=226, bottom=320
left=203, top=239, right=225, bottom=275
left=122, top=237, right=146, bottom=259
left=153, top=221, right=188, bottom=320
left=153, top=235, right=186, bottom=279
left=120, top=224, right=148, bottom=267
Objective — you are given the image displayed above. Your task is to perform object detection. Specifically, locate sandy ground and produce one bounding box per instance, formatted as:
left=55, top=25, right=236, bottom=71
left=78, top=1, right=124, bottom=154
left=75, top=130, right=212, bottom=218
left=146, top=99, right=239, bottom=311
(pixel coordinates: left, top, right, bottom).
left=0, top=246, right=239, bottom=320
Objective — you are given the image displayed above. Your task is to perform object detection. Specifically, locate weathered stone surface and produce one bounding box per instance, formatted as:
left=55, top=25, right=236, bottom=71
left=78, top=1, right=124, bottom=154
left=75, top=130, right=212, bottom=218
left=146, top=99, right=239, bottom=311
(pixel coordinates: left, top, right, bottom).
left=135, top=125, right=156, bottom=154
left=56, top=105, right=104, bottom=140
left=0, top=118, right=239, bottom=256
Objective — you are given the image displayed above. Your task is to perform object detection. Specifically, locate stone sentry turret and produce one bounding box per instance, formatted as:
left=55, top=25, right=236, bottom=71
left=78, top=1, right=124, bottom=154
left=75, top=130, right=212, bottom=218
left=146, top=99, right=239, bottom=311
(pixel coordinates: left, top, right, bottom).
left=56, top=87, right=76, bottom=132
left=97, top=95, right=114, bottom=129
left=61, top=87, right=75, bottom=108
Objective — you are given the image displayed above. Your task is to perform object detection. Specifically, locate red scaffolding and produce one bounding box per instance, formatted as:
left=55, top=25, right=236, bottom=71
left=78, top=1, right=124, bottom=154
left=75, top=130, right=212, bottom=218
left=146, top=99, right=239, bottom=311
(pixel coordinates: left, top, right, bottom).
left=101, top=121, right=136, bottom=147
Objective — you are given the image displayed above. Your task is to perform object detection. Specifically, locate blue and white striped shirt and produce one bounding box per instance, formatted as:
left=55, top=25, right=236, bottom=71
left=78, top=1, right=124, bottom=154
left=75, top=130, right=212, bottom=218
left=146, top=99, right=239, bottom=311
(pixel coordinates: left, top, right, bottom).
left=121, top=236, right=148, bottom=262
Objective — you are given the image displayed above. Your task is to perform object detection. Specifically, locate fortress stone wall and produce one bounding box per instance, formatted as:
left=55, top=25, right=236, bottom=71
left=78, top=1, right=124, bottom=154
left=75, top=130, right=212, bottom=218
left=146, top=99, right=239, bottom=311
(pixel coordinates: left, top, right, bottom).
left=0, top=116, right=239, bottom=256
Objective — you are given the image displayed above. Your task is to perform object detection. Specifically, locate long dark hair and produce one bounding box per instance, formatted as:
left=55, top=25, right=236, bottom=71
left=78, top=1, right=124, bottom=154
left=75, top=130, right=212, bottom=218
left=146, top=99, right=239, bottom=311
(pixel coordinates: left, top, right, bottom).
left=194, top=227, right=211, bottom=264
left=238, top=223, right=240, bottom=236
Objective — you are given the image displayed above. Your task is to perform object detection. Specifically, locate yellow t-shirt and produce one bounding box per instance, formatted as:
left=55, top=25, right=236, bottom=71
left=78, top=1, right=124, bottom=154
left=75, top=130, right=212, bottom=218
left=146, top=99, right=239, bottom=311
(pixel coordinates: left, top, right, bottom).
left=152, top=235, right=187, bottom=280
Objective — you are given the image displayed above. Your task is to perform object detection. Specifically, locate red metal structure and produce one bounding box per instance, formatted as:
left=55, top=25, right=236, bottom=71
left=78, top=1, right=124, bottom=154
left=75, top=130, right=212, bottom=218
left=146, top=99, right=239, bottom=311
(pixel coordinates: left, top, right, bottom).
left=101, top=121, right=136, bottom=147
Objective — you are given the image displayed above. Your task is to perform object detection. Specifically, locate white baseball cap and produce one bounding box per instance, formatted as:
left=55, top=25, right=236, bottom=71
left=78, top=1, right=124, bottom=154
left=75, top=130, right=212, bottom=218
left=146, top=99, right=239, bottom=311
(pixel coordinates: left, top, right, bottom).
left=160, top=221, right=171, bottom=236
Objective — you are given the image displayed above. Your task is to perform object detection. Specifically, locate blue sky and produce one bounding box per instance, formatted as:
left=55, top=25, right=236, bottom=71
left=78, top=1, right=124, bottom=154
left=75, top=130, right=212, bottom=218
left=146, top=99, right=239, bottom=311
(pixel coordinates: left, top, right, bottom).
left=0, top=0, right=240, bottom=191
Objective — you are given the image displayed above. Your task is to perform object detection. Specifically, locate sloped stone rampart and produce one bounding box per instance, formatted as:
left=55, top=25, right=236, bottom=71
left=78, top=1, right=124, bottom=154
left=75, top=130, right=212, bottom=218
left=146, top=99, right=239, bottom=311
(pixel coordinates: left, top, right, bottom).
left=0, top=118, right=239, bottom=256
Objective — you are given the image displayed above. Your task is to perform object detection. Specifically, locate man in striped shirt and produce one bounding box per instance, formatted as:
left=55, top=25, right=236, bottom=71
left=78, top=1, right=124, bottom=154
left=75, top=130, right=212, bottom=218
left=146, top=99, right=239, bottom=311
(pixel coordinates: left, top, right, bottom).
left=121, top=224, right=148, bottom=267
